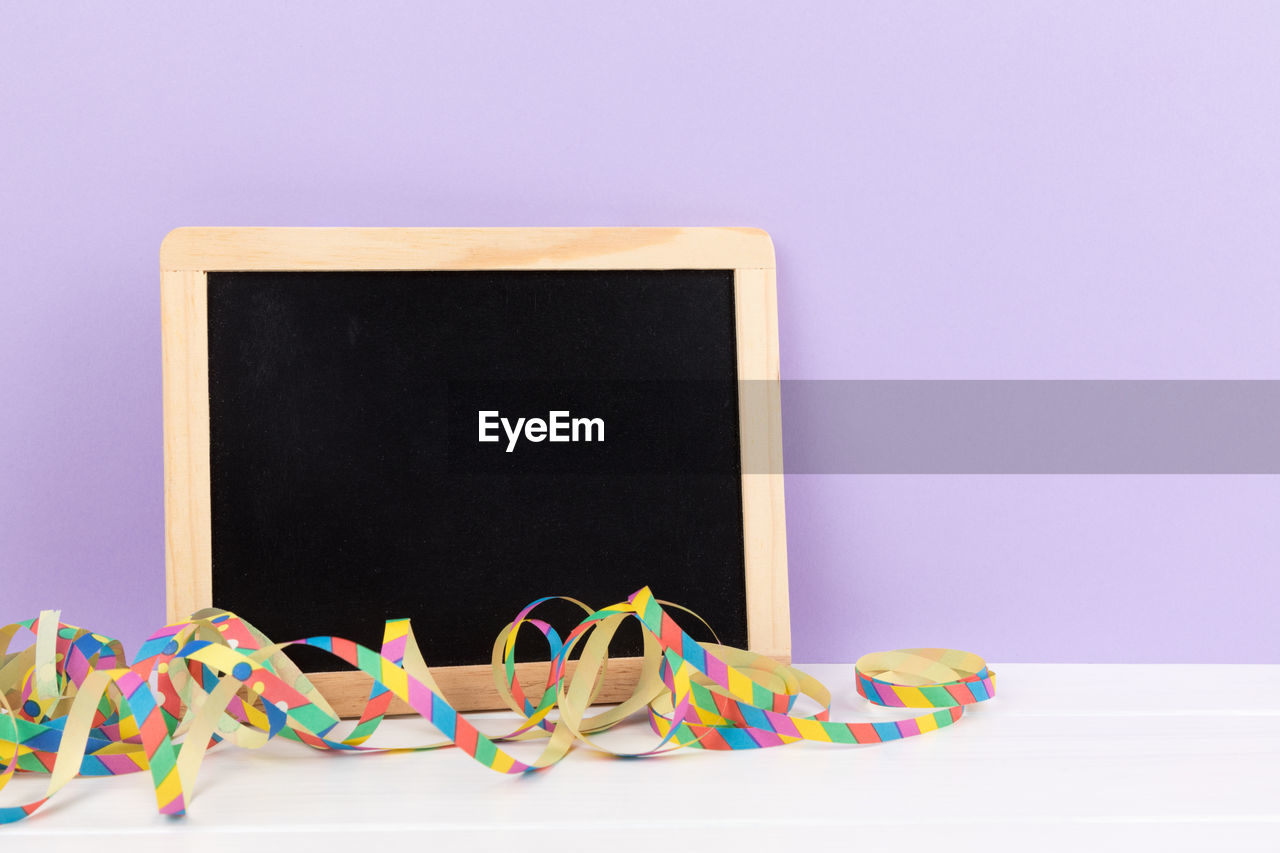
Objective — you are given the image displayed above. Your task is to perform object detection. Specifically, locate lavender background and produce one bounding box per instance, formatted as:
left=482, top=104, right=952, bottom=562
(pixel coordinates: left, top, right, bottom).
left=2, top=4, right=1278, bottom=662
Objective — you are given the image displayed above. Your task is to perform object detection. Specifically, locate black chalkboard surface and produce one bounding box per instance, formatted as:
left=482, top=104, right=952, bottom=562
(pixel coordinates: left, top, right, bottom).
left=161, top=227, right=789, bottom=714
left=206, top=270, right=747, bottom=670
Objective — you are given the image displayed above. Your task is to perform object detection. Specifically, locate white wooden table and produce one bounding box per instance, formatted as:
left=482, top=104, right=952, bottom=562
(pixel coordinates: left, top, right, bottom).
left=6, top=664, right=1278, bottom=851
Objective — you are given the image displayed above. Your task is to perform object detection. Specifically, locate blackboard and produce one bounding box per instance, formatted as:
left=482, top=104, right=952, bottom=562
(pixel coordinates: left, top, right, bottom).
left=206, top=269, right=747, bottom=669
left=161, top=228, right=789, bottom=713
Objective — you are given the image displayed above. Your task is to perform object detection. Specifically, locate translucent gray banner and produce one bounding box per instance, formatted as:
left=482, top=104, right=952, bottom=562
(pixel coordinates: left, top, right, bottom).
left=779, top=380, right=1280, bottom=474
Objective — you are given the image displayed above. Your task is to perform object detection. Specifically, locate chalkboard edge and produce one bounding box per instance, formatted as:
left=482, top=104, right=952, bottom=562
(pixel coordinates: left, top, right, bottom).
left=161, top=226, right=775, bottom=271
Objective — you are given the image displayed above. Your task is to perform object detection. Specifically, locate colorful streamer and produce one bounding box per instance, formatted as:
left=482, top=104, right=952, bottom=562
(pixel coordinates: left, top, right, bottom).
left=0, top=588, right=994, bottom=824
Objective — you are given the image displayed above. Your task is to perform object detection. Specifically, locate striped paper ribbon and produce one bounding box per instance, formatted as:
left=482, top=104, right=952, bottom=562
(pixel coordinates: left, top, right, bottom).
left=0, top=588, right=994, bottom=823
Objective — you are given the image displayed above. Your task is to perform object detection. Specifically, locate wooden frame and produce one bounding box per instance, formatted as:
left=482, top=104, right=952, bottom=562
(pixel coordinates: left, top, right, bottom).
left=160, top=227, right=789, bottom=714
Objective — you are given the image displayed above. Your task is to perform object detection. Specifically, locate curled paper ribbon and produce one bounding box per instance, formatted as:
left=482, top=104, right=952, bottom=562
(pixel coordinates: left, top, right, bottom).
left=0, top=587, right=994, bottom=823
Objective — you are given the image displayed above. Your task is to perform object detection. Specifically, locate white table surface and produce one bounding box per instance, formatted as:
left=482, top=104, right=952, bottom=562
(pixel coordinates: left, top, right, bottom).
left=5, top=663, right=1278, bottom=851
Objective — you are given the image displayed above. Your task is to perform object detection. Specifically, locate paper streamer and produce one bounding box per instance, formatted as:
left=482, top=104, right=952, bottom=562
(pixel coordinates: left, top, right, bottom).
left=0, top=587, right=994, bottom=823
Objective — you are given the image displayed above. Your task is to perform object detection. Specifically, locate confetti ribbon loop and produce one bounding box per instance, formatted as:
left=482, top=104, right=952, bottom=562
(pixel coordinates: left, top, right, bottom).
left=0, top=588, right=994, bottom=824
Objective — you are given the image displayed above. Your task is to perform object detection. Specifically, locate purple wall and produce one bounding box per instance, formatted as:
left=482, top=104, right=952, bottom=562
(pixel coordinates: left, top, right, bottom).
left=3, top=4, right=1277, bottom=662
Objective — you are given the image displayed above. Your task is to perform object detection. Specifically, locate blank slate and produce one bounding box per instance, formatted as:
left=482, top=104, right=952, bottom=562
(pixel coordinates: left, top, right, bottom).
left=161, top=228, right=788, bottom=714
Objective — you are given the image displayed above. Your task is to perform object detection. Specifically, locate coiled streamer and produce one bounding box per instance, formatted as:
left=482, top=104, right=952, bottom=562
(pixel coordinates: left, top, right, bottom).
left=0, top=587, right=994, bottom=823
